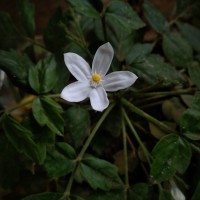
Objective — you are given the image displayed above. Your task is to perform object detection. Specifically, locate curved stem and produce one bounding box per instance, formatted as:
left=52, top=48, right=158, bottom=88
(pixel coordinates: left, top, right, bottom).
left=122, top=114, right=129, bottom=199
left=122, top=98, right=178, bottom=134
left=122, top=108, right=152, bottom=166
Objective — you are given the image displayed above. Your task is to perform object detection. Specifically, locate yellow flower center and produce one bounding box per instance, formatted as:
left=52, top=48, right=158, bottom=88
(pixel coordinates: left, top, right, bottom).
left=92, top=73, right=101, bottom=83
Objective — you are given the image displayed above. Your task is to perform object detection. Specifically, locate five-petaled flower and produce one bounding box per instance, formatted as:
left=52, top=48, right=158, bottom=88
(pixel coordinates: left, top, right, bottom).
left=60, top=42, right=138, bottom=112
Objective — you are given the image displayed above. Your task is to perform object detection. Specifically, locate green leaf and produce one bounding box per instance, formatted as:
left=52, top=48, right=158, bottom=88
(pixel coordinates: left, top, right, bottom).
left=162, top=32, right=193, bottom=67
left=64, top=107, right=90, bottom=148
left=43, top=8, right=67, bottom=52
left=22, top=192, right=63, bottom=200
left=88, top=190, right=125, bottom=200
left=191, top=181, right=200, bottom=200
left=130, top=54, right=181, bottom=86
left=2, top=114, right=41, bottom=163
left=126, top=43, right=154, bottom=65
left=17, top=0, right=35, bottom=38
left=128, top=183, right=151, bottom=200
left=0, top=12, right=21, bottom=50
left=29, top=55, right=58, bottom=93
left=0, top=50, right=33, bottom=88
left=143, top=0, right=168, bottom=33
left=77, top=156, right=123, bottom=191
left=67, top=0, right=100, bottom=18
left=177, top=22, right=200, bottom=53
left=180, top=92, right=200, bottom=140
left=105, top=0, right=144, bottom=59
left=188, top=61, right=200, bottom=89
left=32, top=96, right=64, bottom=136
left=150, top=134, right=192, bottom=181
left=43, top=142, right=76, bottom=177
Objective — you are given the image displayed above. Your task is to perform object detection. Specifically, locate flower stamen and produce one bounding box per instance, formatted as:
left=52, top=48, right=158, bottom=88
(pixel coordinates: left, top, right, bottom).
left=92, top=73, right=101, bottom=83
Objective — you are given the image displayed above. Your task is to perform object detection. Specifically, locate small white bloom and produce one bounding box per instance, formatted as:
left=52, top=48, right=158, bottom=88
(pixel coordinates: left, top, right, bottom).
left=60, top=42, right=138, bottom=111
left=170, top=180, right=185, bottom=200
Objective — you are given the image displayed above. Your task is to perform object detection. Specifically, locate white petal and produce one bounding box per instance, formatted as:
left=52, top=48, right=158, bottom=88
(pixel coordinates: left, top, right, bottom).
left=60, top=81, right=91, bottom=102
left=92, top=42, right=114, bottom=76
left=102, top=71, right=138, bottom=92
left=170, top=180, right=185, bottom=200
left=89, top=87, right=109, bottom=112
left=64, top=53, right=91, bottom=81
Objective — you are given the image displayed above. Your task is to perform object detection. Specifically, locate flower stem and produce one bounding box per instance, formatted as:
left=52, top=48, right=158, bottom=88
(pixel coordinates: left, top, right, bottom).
left=122, top=108, right=152, bottom=166
left=121, top=98, right=177, bottom=134
left=78, top=104, right=115, bottom=159
left=62, top=104, right=115, bottom=198
left=122, top=114, right=129, bottom=199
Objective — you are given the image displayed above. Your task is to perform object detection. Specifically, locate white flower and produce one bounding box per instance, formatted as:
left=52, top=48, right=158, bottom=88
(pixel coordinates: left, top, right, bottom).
left=60, top=42, right=138, bottom=112
left=170, top=180, right=185, bottom=200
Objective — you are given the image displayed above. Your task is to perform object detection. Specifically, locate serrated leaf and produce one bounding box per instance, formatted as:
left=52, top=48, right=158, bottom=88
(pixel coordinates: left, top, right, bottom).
left=130, top=54, right=181, bottom=86
left=143, top=0, right=168, bottom=33
left=32, top=96, right=64, bottom=136
left=126, top=43, right=154, bottom=65
left=2, top=114, right=41, bottom=163
left=64, top=107, right=90, bottom=148
left=77, top=156, right=123, bottom=191
left=188, top=61, right=200, bottom=89
left=162, top=32, right=193, bottom=67
left=180, top=92, right=200, bottom=140
left=22, top=192, right=63, bottom=200
left=29, top=55, right=58, bottom=94
left=43, top=142, right=76, bottom=177
left=0, top=12, right=21, bottom=50
left=151, top=134, right=192, bottom=181
left=17, top=0, right=35, bottom=37
left=0, top=50, right=33, bottom=88
left=177, top=22, right=200, bottom=53
left=67, top=0, right=100, bottom=18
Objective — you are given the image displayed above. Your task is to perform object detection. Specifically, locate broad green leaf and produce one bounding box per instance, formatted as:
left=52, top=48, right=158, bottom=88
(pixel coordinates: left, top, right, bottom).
left=130, top=54, right=181, bottom=86
left=2, top=114, right=41, bottom=163
left=22, top=192, right=63, bottom=200
left=105, top=0, right=145, bottom=58
left=191, top=181, right=200, bottom=200
left=177, top=22, right=200, bottom=53
left=17, top=0, right=35, bottom=38
left=67, top=0, right=100, bottom=18
left=143, top=0, right=168, bottom=33
left=43, top=142, right=76, bottom=177
left=88, top=190, right=125, bottom=200
left=151, top=134, right=192, bottom=181
left=77, top=156, right=123, bottom=191
left=188, top=61, right=200, bottom=89
left=162, top=32, right=193, bottom=67
left=180, top=92, right=200, bottom=140
left=64, top=107, right=90, bottom=148
left=128, top=183, right=151, bottom=200
left=0, top=12, right=21, bottom=50
left=105, top=0, right=145, bottom=33
left=29, top=55, right=58, bottom=93
left=0, top=135, right=20, bottom=187
left=32, top=96, right=64, bottom=136
left=0, top=50, right=33, bottom=88
left=126, top=43, right=154, bottom=64
left=43, top=8, right=67, bottom=52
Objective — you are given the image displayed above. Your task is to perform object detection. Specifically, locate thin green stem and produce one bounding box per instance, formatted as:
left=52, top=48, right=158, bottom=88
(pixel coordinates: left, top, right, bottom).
left=122, top=108, right=152, bottom=166
left=122, top=98, right=177, bottom=134
left=78, top=104, right=115, bottom=159
left=122, top=114, right=129, bottom=196
left=62, top=104, right=115, bottom=198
